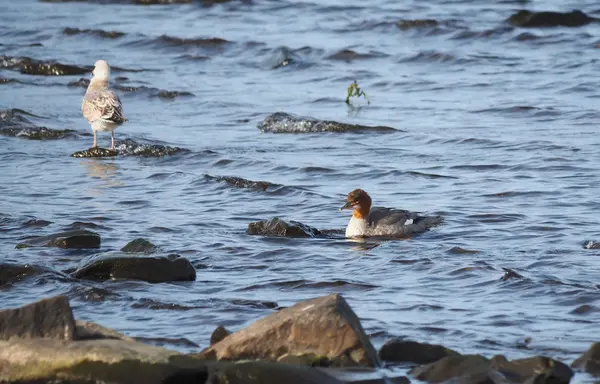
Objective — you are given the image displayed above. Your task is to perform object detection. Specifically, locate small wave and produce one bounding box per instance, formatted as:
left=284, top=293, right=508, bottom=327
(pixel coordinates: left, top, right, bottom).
left=258, top=112, right=398, bottom=134
left=63, top=27, right=126, bottom=39
left=467, top=213, right=526, bottom=223
left=68, top=78, right=193, bottom=99
left=399, top=51, right=473, bottom=65
left=326, top=49, right=387, bottom=62
left=238, top=279, right=378, bottom=292
left=446, top=246, right=480, bottom=254
left=406, top=170, right=458, bottom=180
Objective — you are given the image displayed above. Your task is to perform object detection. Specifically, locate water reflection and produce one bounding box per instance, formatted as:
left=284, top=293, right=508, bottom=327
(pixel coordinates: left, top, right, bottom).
left=82, top=160, right=123, bottom=191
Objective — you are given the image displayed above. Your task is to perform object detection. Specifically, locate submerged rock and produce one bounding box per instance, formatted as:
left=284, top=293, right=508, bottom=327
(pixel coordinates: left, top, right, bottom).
left=0, top=263, right=50, bottom=286
left=0, top=125, right=77, bottom=140
left=16, top=229, right=101, bottom=249
left=71, top=147, right=118, bottom=158
left=121, top=238, right=158, bottom=253
left=197, top=293, right=379, bottom=368
left=258, top=112, right=397, bottom=134
left=0, top=55, right=90, bottom=76
left=379, top=339, right=460, bottom=365
left=507, top=10, right=599, bottom=28
left=247, top=217, right=323, bottom=238
left=72, top=253, right=196, bottom=283
left=205, top=174, right=274, bottom=191
left=396, top=19, right=439, bottom=30
left=63, top=27, right=126, bottom=39
left=0, top=296, right=76, bottom=341
left=572, top=342, right=600, bottom=376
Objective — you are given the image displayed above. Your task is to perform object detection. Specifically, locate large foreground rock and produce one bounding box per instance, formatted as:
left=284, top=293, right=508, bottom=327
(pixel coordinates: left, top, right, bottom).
left=199, top=293, right=380, bottom=368
left=572, top=342, right=600, bottom=376
left=410, top=354, right=572, bottom=384
left=0, top=338, right=346, bottom=384
left=0, top=296, right=76, bottom=341
left=72, top=253, right=196, bottom=283
left=379, top=339, right=459, bottom=364
left=15, top=229, right=101, bottom=249
left=248, top=217, right=323, bottom=238
left=258, top=112, right=397, bottom=134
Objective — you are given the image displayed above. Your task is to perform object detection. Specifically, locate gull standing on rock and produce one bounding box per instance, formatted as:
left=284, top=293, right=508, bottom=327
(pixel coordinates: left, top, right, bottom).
left=82, top=60, right=127, bottom=150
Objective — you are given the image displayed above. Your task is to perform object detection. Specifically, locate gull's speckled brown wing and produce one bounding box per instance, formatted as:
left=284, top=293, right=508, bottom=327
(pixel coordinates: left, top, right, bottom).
left=82, top=90, right=127, bottom=124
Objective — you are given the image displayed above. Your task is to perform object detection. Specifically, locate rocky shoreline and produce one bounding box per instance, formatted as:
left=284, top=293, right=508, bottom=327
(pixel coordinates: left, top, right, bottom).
left=0, top=292, right=597, bottom=383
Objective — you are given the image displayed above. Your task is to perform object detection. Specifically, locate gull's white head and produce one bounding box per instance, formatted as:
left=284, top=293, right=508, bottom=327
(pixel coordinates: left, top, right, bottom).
left=92, top=60, right=110, bottom=81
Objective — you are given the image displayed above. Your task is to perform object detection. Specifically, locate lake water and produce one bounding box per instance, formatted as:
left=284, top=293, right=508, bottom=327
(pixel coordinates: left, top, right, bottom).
left=1, top=0, right=600, bottom=381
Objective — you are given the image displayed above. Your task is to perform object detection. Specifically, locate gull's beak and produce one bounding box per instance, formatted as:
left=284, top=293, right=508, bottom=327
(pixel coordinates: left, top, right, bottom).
left=339, top=201, right=353, bottom=211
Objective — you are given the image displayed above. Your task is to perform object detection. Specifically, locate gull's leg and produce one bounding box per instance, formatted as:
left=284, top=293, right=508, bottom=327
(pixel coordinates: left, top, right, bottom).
left=93, top=130, right=97, bottom=148
left=110, top=130, right=115, bottom=150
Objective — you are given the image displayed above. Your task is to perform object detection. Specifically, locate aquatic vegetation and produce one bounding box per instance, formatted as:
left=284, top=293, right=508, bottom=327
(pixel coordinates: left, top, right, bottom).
left=345, top=80, right=370, bottom=105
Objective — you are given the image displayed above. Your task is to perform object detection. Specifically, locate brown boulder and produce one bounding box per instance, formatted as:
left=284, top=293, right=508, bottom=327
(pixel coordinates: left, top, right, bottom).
left=572, top=342, right=600, bottom=376
left=409, top=354, right=491, bottom=384
left=491, top=355, right=572, bottom=384
left=200, top=293, right=379, bottom=367
left=379, top=339, right=460, bottom=364
left=0, top=296, right=76, bottom=341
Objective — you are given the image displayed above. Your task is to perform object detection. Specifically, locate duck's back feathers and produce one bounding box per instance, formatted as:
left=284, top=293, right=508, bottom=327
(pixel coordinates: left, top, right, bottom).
left=364, top=207, right=442, bottom=237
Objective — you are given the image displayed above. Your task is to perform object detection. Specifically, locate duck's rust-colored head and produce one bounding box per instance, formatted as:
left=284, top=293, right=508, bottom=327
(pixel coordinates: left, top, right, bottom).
left=340, top=189, right=372, bottom=219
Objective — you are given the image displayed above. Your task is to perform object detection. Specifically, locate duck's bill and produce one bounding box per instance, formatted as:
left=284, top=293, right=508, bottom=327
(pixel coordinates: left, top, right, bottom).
left=339, top=202, right=353, bottom=211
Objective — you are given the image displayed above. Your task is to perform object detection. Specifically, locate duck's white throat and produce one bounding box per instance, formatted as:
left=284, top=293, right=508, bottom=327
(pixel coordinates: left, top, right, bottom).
left=346, top=215, right=368, bottom=238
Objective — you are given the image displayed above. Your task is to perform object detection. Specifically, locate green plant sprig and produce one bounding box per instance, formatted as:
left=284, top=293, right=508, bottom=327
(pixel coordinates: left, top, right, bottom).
left=345, top=80, right=370, bottom=105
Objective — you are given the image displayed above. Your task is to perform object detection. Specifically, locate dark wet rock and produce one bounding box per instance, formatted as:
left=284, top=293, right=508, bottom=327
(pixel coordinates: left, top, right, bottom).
left=71, top=147, right=119, bottom=157
left=327, top=49, right=383, bottom=62
left=114, top=138, right=189, bottom=157
left=572, top=342, right=600, bottom=376
left=396, top=19, right=439, bottom=30
left=571, top=304, right=600, bottom=314
left=410, top=354, right=490, bottom=383
left=501, top=268, right=523, bottom=281
left=247, top=217, right=323, bottom=238
left=491, top=355, right=572, bottom=384
left=197, top=293, right=379, bottom=367
left=583, top=240, right=600, bottom=249
left=446, top=246, right=480, bottom=254
left=63, top=27, right=126, bottom=39
left=16, top=229, right=101, bottom=249
left=205, top=174, right=274, bottom=191
left=0, top=125, right=77, bottom=140
left=210, top=360, right=345, bottom=384
left=72, top=253, right=196, bottom=283
left=210, top=325, right=231, bottom=345
left=507, top=10, right=599, bottom=28
left=121, top=238, right=158, bottom=253
left=258, top=112, right=398, bottom=134
left=379, top=339, right=460, bottom=365
left=0, top=263, right=49, bottom=287
left=0, top=296, right=76, bottom=341
left=0, top=55, right=90, bottom=75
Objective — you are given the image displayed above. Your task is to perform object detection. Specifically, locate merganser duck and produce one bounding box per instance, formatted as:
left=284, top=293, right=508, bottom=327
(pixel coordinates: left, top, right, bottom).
left=82, top=60, right=127, bottom=150
left=339, top=189, right=442, bottom=238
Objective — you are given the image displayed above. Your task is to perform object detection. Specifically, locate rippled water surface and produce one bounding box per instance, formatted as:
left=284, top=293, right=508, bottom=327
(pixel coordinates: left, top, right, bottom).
left=2, top=0, right=600, bottom=381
